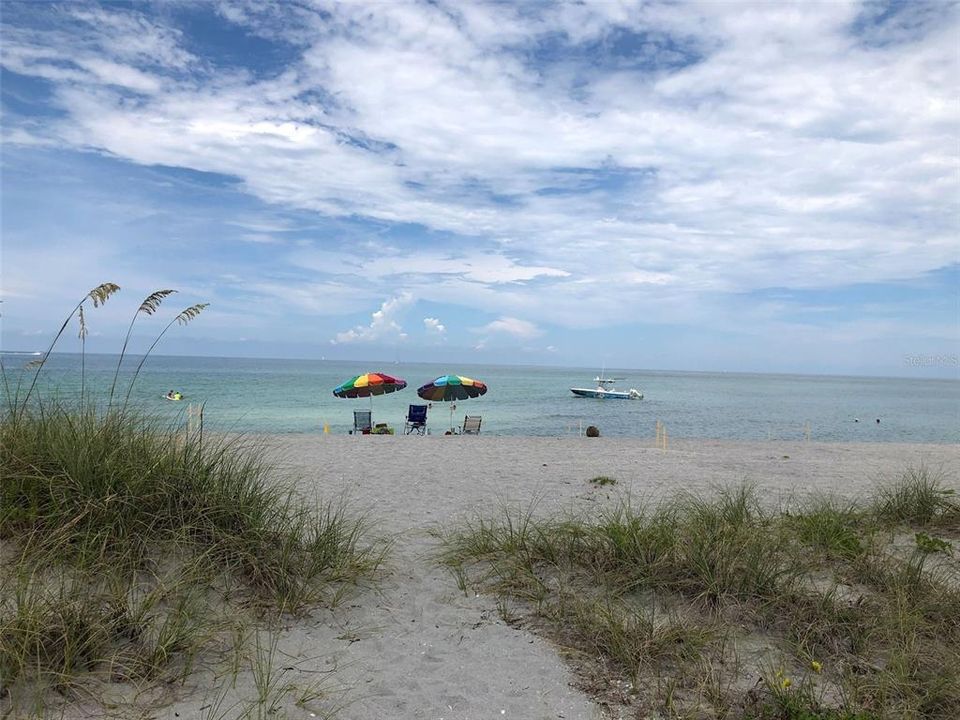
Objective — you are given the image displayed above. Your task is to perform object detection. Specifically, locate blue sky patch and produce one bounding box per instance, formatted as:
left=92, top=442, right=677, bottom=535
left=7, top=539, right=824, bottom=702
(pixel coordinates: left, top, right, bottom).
left=1, top=1, right=957, bottom=377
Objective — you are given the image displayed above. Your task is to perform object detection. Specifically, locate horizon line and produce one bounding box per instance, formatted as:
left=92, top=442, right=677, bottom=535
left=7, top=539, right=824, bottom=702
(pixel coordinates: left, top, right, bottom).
left=8, top=350, right=957, bottom=384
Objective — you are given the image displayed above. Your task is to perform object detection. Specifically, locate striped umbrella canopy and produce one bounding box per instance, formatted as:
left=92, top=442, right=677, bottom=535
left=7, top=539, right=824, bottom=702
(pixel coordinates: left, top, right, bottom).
left=418, top=375, right=487, bottom=431
left=417, top=375, right=487, bottom=402
left=333, top=372, right=407, bottom=399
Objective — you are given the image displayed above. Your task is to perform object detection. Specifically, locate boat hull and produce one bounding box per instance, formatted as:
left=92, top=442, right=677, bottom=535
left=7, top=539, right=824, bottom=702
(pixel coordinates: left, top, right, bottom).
left=570, top=387, right=640, bottom=400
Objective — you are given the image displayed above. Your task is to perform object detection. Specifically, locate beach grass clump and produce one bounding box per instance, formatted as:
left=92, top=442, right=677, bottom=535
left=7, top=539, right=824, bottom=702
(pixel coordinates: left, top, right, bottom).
left=788, top=496, right=866, bottom=560
left=571, top=487, right=800, bottom=604
left=668, top=486, right=801, bottom=604
left=871, top=466, right=958, bottom=527
left=0, top=403, right=378, bottom=610
left=443, top=472, right=960, bottom=719
left=0, top=401, right=381, bottom=711
left=0, top=567, right=213, bottom=698
left=1, top=283, right=382, bottom=716
left=551, top=594, right=714, bottom=679
left=589, top=475, right=617, bottom=487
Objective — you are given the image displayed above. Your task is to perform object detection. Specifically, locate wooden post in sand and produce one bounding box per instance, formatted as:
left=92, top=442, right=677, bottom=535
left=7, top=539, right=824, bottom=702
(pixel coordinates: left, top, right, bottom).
left=655, top=420, right=668, bottom=450
left=187, top=403, right=203, bottom=437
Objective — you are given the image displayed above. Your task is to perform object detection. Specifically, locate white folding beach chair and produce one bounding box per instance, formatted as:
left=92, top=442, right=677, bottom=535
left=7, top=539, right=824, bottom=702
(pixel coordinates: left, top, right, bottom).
left=352, top=409, right=372, bottom=434
left=461, top=415, right=482, bottom=435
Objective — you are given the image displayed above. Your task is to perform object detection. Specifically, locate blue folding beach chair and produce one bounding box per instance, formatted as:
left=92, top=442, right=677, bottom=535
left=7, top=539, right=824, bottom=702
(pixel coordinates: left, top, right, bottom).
left=404, top=404, right=428, bottom=435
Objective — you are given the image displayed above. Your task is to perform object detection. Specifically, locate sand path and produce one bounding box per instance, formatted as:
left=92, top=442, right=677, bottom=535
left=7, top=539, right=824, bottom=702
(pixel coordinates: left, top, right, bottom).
left=152, top=438, right=957, bottom=719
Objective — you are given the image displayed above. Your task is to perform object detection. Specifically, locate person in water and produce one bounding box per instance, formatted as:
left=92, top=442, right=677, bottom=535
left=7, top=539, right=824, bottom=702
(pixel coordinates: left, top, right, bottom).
left=166, top=390, right=175, bottom=399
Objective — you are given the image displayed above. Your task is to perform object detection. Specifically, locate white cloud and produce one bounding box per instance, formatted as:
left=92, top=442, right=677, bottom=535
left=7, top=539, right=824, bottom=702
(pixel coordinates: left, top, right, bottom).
left=290, top=248, right=569, bottom=284
left=332, top=292, right=414, bottom=344
left=68, top=6, right=196, bottom=68
left=478, top=317, right=542, bottom=339
left=74, top=57, right=161, bottom=92
left=2, top=0, right=957, bottom=339
left=240, top=233, right=284, bottom=245
left=423, top=317, right=446, bottom=335
left=244, top=280, right=370, bottom=317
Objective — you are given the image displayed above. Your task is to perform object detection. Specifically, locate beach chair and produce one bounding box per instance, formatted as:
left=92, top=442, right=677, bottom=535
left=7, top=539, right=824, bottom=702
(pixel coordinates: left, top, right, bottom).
left=404, top=404, right=428, bottom=435
left=352, top=409, right=372, bottom=435
left=461, top=415, right=482, bottom=435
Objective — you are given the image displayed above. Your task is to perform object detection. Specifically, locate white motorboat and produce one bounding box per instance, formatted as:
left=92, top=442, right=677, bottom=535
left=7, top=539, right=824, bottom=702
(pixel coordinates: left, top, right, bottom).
left=570, top=376, right=643, bottom=400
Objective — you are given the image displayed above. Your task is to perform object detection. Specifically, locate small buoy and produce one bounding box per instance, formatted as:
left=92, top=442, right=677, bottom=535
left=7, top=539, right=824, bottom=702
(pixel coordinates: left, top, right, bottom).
left=876, top=418, right=881, bottom=424
left=854, top=417, right=859, bottom=422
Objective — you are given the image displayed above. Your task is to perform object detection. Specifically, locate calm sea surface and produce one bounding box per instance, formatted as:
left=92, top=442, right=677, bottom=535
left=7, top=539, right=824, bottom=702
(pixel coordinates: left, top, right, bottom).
left=4, top=353, right=958, bottom=442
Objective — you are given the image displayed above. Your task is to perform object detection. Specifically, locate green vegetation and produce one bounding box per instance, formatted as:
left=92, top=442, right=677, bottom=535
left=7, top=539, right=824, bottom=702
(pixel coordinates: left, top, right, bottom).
left=442, top=469, right=960, bottom=719
left=0, top=402, right=381, bottom=716
left=872, top=466, right=958, bottom=526
left=589, top=475, right=618, bottom=487
left=1, top=284, right=382, bottom=717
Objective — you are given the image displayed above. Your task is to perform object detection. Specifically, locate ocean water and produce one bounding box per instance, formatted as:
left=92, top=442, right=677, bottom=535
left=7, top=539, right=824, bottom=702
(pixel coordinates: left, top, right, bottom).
left=4, top=353, right=958, bottom=443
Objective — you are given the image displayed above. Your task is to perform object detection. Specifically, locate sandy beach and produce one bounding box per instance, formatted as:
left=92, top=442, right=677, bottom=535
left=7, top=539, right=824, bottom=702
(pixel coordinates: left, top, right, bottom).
left=152, top=437, right=958, bottom=719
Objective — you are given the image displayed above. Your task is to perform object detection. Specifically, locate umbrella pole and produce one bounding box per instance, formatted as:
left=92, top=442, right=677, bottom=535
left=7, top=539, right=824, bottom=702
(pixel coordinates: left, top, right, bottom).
left=450, top=403, right=454, bottom=433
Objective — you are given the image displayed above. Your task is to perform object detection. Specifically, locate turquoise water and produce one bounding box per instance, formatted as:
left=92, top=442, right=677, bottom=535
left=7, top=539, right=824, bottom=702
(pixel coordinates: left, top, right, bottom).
left=4, top=353, right=958, bottom=442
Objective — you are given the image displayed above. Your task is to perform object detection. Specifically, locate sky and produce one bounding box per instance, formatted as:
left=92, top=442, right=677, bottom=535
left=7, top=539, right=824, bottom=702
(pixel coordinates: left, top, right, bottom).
left=1, top=0, right=958, bottom=377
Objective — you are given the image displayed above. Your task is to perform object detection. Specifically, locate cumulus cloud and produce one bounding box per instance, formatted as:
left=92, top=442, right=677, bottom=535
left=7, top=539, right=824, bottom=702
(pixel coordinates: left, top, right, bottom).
left=332, top=292, right=413, bottom=344
left=423, top=317, right=446, bottom=335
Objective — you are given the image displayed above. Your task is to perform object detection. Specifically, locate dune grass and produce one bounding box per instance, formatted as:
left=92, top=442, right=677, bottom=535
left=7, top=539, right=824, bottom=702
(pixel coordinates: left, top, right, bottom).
left=871, top=466, right=959, bottom=527
left=1, top=285, right=382, bottom=716
left=442, top=468, right=960, bottom=719
left=0, top=401, right=382, bottom=715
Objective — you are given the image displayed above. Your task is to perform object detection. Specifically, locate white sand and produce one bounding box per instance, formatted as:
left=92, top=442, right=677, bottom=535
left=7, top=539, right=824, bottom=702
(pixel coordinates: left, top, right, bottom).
left=151, top=438, right=958, bottom=718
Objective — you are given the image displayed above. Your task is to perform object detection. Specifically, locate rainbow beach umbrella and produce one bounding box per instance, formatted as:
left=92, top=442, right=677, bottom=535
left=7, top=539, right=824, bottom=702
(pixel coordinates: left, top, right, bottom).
left=417, top=374, right=487, bottom=430
left=333, top=373, right=408, bottom=427
left=333, top=372, right=407, bottom=399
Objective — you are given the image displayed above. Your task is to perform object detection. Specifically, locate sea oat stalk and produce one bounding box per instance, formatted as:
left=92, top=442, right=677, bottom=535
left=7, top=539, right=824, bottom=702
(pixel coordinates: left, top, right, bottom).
left=20, top=282, right=120, bottom=414
left=108, top=290, right=177, bottom=405
left=78, top=305, right=88, bottom=398
left=123, top=303, right=209, bottom=407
